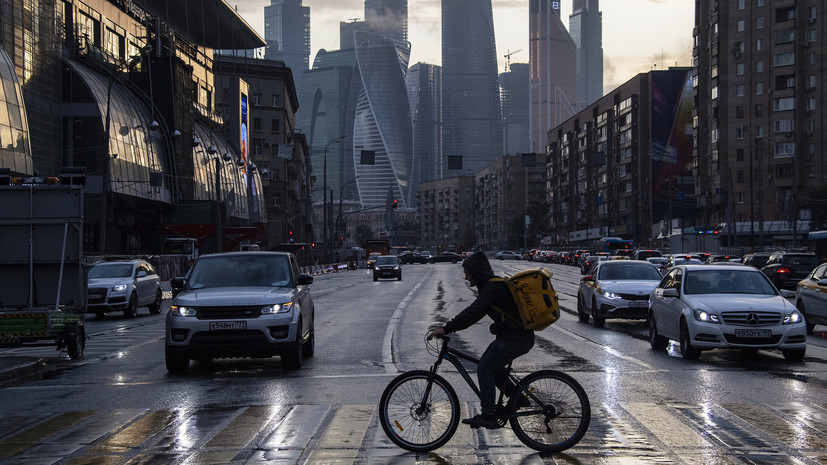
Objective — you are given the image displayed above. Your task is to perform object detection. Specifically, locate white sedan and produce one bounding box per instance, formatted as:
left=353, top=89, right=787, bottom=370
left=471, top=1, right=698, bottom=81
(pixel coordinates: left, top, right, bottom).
left=495, top=251, right=523, bottom=260
left=648, top=265, right=807, bottom=361
left=577, top=260, right=663, bottom=327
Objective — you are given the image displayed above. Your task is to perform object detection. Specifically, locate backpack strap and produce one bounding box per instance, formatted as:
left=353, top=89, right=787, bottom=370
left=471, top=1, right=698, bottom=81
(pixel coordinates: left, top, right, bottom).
left=487, top=277, right=522, bottom=325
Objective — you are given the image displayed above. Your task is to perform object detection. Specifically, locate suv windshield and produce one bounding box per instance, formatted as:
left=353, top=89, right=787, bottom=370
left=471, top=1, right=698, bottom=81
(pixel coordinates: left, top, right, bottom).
left=376, top=256, right=399, bottom=265
left=188, top=255, right=291, bottom=289
left=89, top=263, right=134, bottom=278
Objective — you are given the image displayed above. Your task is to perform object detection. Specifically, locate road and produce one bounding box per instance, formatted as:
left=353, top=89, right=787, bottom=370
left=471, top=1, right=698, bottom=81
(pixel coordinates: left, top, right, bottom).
left=1, top=260, right=826, bottom=464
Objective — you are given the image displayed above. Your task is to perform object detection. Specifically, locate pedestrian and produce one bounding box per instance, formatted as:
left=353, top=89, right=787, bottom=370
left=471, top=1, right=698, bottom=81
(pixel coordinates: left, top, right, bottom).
left=426, top=251, right=535, bottom=429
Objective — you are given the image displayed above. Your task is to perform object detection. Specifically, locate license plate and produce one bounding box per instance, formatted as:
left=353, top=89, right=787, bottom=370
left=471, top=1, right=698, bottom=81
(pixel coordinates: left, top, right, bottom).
left=735, top=329, right=771, bottom=338
left=629, top=301, right=648, bottom=308
left=209, top=321, right=247, bottom=330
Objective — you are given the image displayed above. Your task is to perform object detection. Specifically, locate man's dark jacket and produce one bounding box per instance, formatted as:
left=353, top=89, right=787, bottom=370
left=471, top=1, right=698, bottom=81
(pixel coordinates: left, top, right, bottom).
left=442, top=251, right=534, bottom=341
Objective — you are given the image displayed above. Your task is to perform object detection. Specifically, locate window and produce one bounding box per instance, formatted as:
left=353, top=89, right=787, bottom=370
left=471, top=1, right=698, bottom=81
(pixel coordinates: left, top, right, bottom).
left=756, top=82, right=764, bottom=95
left=807, top=98, right=816, bottom=111
left=807, top=29, right=817, bottom=43
left=738, top=192, right=745, bottom=204
left=272, top=94, right=280, bottom=107
left=776, top=29, right=795, bottom=44
left=773, top=52, right=795, bottom=67
left=736, top=84, right=745, bottom=97
left=807, top=120, right=816, bottom=135
left=775, top=75, right=795, bottom=90
left=252, top=93, right=262, bottom=106
left=736, top=126, right=745, bottom=140
left=736, top=170, right=745, bottom=183
left=774, top=119, right=794, bottom=133
left=776, top=6, right=795, bottom=22
left=711, top=65, right=718, bottom=78
left=807, top=75, right=817, bottom=89
left=711, top=128, right=719, bottom=142
left=737, top=20, right=745, bottom=32
left=756, top=38, right=764, bottom=51
left=809, top=7, right=817, bottom=21
left=756, top=17, right=765, bottom=29
left=808, top=52, right=816, bottom=65
left=755, top=126, right=764, bottom=138
left=736, top=106, right=745, bottom=119
left=711, top=86, right=718, bottom=99
left=773, top=97, right=795, bottom=111
left=755, top=104, right=763, bottom=117
left=252, top=117, right=261, bottom=132
left=271, top=118, right=281, bottom=133
left=738, top=0, right=745, bottom=9
left=757, top=0, right=764, bottom=6
left=737, top=63, right=745, bottom=76
left=736, top=149, right=745, bottom=162
left=756, top=60, right=764, bottom=72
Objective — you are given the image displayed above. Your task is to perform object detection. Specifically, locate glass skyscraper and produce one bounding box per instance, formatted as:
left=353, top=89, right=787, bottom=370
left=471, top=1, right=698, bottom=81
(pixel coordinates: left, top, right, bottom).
left=264, top=0, right=311, bottom=72
left=442, top=0, right=503, bottom=176
left=570, top=0, right=603, bottom=111
left=406, top=62, right=442, bottom=186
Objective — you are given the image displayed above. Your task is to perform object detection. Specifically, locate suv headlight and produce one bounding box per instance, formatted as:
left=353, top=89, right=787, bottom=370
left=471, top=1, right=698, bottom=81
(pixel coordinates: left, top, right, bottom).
left=262, top=303, right=293, bottom=314
left=112, top=284, right=128, bottom=292
left=170, top=305, right=197, bottom=316
left=783, top=310, right=803, bottom=325
left=693, top=309, right=720, bottom=323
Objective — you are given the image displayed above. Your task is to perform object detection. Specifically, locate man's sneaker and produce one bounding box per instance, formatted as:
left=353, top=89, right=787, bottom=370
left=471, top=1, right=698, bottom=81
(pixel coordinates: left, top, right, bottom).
left=461, top=413, right=499, bottom=429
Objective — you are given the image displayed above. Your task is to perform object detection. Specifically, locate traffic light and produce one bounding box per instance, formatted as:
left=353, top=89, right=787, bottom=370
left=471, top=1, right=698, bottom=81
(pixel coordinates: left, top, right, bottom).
left=288, top=230, right=294, bottom=242
left=392, top=199, right=398, bottom=208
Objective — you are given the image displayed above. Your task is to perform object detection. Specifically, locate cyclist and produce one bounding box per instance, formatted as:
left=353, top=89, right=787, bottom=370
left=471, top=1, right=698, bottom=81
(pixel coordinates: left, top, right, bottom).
left=427, top=250, right=535, bottom=429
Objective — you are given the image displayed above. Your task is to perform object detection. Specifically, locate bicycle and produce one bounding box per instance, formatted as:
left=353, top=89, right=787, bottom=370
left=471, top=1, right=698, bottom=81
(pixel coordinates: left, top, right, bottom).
left=379, top=335, right=590, bottom=453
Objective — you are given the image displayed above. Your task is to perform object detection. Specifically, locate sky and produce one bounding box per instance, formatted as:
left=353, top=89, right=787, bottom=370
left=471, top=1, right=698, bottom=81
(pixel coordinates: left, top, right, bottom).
left=231, top=0, right=695, bottom=93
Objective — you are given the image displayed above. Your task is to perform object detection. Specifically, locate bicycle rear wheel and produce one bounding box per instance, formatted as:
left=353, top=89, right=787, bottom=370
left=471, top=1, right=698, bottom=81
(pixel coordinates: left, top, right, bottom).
left=509, top=370, right=590, bottom=452
left=379, top=370, right=460, bottom=452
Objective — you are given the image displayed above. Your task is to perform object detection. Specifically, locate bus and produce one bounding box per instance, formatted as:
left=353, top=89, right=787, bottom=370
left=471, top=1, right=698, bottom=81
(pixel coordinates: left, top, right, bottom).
left=591, top=237, right=635, bottom=255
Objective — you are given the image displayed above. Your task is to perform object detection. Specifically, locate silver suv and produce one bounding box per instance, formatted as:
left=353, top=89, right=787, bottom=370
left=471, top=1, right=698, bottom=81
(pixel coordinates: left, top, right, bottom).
left=87, top=259, right=163, bottom=318
left=165, top=252, right=315, bottom=372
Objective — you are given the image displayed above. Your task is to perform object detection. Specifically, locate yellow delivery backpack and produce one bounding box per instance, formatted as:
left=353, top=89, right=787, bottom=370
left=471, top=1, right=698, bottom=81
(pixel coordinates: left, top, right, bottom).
left=490, top=268, right=560, bottom=331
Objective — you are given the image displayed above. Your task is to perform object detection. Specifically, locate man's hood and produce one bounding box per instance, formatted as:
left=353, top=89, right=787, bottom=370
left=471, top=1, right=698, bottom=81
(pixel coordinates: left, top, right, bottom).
left=463, top=251, right=494, bottom=285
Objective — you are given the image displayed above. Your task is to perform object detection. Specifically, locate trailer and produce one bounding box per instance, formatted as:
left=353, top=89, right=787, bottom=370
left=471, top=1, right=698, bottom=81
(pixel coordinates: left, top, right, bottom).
left=0, top=182, right=86, bottom=359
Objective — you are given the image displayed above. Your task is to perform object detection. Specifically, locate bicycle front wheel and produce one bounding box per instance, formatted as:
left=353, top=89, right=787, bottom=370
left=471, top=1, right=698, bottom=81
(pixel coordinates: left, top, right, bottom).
left=509, top=370, right=590, bottom=452
left=379, top=370, right=460, bottom=452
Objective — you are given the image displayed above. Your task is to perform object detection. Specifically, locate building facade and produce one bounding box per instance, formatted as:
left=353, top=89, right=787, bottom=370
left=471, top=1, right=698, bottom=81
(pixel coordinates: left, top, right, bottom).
left=442, top=0, right=503, bottom=176
left=570, top=0, right=604, bottom=111
left=500, top=63, right=531, bottom=156
left=693, top=0, right=822, bottom=248
left=546, top=69, right=695, bottom=249
left=0, top=0, right=268, bottom=256
left=264, top=0, right=311, bottom=73
left=530, top=0, right=577, bottom=154
left=417, top=175, right=475, bottom=250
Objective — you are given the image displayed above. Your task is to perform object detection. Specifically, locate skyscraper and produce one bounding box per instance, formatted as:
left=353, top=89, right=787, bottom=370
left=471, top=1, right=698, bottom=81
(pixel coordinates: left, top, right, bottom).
left=570, top=0, right=603, bottom=110
left=406, top=63, right=443, bottom=185
left=264, top=0, right=311, bottom=72
left=529, top=0, right=576, bottom=153
left=442, top=0, right=503, bottom=176
left=365, top=0, right=408, bottom=43
left=500, top=63, right=530, bottom=155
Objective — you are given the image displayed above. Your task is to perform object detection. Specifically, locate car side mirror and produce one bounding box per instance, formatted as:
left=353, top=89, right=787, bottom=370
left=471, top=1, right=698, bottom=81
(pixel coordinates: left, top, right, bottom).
left=297, top=273, right=314, bottom=285
left=662, top=288, right=679, bottom=298
left=137, top=270, right=147, bottom=278
left=171, top=277, right=186, bottom=289
left=818, top=279, right=827, bottom=286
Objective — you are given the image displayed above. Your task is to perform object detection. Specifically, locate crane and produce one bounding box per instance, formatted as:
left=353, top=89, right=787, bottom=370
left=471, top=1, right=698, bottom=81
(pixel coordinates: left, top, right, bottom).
left=504, top=49, right=522, bottom=73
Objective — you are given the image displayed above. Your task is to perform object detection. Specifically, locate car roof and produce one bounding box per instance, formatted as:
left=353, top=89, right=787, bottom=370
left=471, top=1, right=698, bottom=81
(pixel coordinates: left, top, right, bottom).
left=199, top=251, right=293, bottom=259
left=678, top=264, right=757, bottom=271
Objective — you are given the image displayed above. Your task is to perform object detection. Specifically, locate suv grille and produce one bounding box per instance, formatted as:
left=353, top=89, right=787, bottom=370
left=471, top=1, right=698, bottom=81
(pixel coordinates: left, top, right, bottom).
left=720, top=311, right=781, bottom=327
left=196, top=306, right=262, bottom=320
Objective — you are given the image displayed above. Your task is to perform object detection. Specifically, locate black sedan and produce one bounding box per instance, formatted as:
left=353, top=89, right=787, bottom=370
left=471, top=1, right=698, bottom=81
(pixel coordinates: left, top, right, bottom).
left=399, top=252, right=429, bottom=264
left=374, top=255, right=402, bottom=281
left=431, top=252, right=462, bottom=264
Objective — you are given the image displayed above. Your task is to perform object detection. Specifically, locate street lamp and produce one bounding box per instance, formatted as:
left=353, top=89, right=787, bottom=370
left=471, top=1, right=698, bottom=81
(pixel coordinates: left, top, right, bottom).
left=98, top=45, right=153, bottom=253
left=323, top=135, right=347, bottom=262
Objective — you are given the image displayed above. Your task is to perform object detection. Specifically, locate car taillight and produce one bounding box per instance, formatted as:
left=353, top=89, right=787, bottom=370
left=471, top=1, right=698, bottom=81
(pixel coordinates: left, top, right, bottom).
left=777, top=266, right=792, bottom=274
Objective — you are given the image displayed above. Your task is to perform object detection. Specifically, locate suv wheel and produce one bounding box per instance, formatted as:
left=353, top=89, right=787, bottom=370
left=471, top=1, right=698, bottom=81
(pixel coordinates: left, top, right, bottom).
left=123, top=293, right=138, bottom=318
left=165, top=347, right=189, bottom=373
left=679, top=319, right=701, bottom=360
left=303, top=319, right=315, bottom=358
left=591, top=297, right=605, bottom=327
left=282, top=323, right=304, bottom=370
left=148, top=289, right=163, bottom=314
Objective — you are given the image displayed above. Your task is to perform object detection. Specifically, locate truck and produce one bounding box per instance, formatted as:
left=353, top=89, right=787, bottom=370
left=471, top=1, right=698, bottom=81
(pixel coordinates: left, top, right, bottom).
left=364, top=239, right=390, bottom=269
left=0, top=181, right=86, bottom=359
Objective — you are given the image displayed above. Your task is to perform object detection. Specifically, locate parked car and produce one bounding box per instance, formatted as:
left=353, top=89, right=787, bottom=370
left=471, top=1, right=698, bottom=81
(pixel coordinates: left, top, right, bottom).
left=741, top=252, right=773, bottom=269
left=399, top=251, right=429, bottom=264
left=431, top=252, right=462, bottom=264
left=761, top=252, right=820, bottom=290
left=87, top=259, right=163, bottom=318
left=495, top=250, right=523, bottom=260
left=374, top=255, right=402, bottom=281
left=648, top=264, right=807, bottom=361
left=165, top=252, right=315, bottom=372
left=577, top=260, right=663, bottom=327
left=795, top=262, right=827, bottom=334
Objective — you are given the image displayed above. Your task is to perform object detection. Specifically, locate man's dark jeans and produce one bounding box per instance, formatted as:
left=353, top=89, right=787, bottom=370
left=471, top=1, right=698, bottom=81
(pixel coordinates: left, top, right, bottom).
left=477, top=337, right=535, bottom=416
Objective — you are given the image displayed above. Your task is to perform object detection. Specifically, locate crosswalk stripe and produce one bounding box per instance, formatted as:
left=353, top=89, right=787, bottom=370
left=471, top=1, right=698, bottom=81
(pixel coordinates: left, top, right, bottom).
left=89, top=409, right=180, bottom=453
left=0, top=411, right=96, bottom=459
left=204, top=405, right=283, bottom=450
left=246, top=404, right=331, bottom=463
left=311, top=404, right=375, bottom=449
left=724, top=403, right=827, bottom=450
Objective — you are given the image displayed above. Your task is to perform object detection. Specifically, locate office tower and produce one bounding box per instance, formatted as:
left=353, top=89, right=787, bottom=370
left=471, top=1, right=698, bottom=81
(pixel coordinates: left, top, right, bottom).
left=529, top=0, right=576, bottom=153
left=264, top=0, right=311, bottom=72
left=353, top=31, right=414, bottom=208
left=442, top=0, right=503, bottom=176
left=500, top=63, right=531, bottom=155
left=365, top=0, right=408, bottom=43
left=406, top=63, right=443, bottom=185
left=569, top=0, right=603, bottom=110
left=694, top=0, right=824, bottom=248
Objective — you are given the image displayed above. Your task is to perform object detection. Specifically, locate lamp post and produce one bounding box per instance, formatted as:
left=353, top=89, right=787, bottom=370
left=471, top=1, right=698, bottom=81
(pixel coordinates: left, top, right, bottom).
left=323, top=135, right=346, bottom=262
left=98, top=46, right=152, bottom=253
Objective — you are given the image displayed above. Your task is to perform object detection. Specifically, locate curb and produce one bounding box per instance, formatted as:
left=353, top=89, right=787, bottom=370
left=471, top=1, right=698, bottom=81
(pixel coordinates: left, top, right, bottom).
left=0, top=357, right=44, bottom=382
